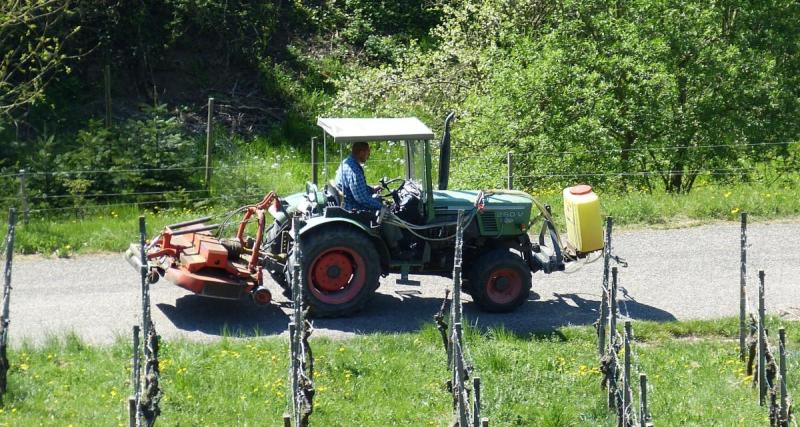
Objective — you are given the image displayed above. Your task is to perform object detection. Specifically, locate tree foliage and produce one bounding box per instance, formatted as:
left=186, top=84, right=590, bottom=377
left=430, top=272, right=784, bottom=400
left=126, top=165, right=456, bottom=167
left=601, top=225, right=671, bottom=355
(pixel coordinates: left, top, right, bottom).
left=334, top=0, right=800, bottom=193
left=0, top=0, right=80, bottom=116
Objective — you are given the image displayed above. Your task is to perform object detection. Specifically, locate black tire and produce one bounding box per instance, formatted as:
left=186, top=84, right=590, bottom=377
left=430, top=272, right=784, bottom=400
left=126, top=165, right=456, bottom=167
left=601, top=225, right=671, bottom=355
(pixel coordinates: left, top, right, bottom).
left=467, top=249, right=531, bottom=313
left=299, top=226, right=380, bottom=317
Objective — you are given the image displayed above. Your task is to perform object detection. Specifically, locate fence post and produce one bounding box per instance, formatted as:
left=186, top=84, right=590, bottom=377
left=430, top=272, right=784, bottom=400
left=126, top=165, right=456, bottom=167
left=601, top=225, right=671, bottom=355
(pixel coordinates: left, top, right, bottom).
left=740, top=212, right=747, bottom=361
left=623, top=321, right=632, bottom=427
left=205, top=97, right=215, bottom=190
left=0, top=208, right=16, bottom=397
left=506, top=152, right=513, bottom=190
left=18, top=170, right=28, bottom=225
left=104, top=64, right=112, bottom=128
left=639, top=373, right=648, bottom=427
left=779, top=328, right=788, bottom=427
left=758, top=270, right=766, bottom=406
left=311, top=137, right=318, bottom=185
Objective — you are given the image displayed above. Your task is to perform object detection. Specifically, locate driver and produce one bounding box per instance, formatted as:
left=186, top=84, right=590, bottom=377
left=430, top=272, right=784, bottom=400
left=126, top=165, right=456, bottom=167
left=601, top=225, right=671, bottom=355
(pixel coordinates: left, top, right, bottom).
left=335, top=141, right=409, bottom=258
left=335, top=141, right=383, bottom=212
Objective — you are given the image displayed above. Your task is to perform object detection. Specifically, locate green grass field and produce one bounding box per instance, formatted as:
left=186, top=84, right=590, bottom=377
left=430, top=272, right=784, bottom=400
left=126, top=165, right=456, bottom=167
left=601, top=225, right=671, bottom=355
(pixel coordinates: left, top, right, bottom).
left=0, top=319, right=796, bottom=426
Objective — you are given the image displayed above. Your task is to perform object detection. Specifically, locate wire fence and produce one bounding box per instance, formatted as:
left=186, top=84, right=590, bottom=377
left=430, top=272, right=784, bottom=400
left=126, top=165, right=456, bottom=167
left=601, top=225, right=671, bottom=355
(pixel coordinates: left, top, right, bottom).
left=1, top=137, right=797, bottom=222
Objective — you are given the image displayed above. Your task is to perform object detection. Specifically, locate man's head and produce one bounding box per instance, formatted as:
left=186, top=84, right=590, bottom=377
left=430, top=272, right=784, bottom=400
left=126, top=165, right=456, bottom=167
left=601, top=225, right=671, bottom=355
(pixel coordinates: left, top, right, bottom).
left=351, top=141, right=371, bottom=164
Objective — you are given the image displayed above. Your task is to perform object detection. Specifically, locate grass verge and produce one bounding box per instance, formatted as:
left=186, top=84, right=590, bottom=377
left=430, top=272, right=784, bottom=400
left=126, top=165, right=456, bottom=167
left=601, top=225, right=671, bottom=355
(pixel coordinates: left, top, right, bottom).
left=0, top=319, right=797, bottom=426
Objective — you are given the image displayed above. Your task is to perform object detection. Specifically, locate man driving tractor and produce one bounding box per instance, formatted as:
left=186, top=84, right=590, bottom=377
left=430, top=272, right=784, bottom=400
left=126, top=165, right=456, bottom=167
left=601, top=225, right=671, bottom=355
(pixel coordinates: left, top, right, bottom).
left=334, top=141, right=411, bottom=258
left=334, top=142, right=383, bottom=212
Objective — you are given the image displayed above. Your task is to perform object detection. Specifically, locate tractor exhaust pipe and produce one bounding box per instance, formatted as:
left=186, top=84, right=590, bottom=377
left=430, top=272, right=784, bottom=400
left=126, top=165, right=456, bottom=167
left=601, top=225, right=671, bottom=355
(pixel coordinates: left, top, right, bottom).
left=437, top=112, right=455, bottom=190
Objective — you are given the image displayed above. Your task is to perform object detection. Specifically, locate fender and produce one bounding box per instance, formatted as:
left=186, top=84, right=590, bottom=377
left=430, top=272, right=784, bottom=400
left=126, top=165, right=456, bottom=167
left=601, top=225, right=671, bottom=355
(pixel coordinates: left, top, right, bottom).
left=298, top=216, right=392, bottom=273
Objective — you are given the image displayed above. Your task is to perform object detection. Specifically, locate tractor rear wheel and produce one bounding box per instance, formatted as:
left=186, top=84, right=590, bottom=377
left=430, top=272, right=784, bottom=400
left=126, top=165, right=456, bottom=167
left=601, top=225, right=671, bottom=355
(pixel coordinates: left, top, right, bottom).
left=300, top=227, right=380, bottom=317
left=468, top=249, right=531, bottom=313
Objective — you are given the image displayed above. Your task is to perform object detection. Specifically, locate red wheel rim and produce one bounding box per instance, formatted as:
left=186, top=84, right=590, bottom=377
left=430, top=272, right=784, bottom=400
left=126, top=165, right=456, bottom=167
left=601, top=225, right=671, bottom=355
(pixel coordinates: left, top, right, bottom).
left=485, top=268, right=523, bottom=305
left=308, top=247, right=365, bottom=305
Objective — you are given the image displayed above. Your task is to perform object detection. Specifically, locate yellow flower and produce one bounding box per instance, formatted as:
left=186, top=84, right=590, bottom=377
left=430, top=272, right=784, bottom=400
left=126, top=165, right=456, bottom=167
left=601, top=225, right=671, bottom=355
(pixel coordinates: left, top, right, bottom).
left=724, top=191, right=732, bottom=198
left=731, top=208, right=740, bottom=215
left=19, top=363, right=29, bottom=371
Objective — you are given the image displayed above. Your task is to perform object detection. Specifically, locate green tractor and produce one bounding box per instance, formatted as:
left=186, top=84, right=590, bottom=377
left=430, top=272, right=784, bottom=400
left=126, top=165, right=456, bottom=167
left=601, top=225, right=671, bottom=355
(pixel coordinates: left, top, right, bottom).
left=262, top=114, right=604, bottom=317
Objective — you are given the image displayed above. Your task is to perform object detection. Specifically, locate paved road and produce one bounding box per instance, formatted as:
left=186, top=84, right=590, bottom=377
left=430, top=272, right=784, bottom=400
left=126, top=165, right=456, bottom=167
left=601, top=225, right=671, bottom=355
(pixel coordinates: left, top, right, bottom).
left=9, top=220, right=800, bottom=345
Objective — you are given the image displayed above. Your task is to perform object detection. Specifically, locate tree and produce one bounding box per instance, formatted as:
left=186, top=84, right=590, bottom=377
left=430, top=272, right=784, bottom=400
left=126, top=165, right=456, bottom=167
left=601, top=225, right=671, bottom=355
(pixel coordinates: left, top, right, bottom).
left=0, top=0, right=80, bottom=116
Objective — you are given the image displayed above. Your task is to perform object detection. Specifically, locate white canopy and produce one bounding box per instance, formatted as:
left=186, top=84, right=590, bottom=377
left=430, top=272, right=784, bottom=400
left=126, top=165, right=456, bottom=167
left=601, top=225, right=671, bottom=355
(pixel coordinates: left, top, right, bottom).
left=316, top=117, right=434, bottom=143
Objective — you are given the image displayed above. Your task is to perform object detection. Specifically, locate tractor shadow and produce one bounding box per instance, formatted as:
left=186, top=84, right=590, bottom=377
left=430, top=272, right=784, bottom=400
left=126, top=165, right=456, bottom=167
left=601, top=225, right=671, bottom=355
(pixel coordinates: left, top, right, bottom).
left=157, top=295, right=289, bottom=337
left=310, top=289, right=676, bottom=336
left=154, top=287, right=676, bottom=338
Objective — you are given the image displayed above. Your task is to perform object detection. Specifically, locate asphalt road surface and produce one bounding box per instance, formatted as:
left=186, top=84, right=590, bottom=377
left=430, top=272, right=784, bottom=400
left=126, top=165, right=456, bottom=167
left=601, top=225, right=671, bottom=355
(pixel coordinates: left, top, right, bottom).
left=9, top=220, right=800, bottom=345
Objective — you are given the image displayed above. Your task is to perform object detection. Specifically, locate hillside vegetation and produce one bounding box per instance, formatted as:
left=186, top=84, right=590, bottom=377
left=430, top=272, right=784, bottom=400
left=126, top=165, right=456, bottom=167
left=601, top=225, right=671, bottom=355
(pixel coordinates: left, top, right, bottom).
left=0, top=1, right=798, bottom=215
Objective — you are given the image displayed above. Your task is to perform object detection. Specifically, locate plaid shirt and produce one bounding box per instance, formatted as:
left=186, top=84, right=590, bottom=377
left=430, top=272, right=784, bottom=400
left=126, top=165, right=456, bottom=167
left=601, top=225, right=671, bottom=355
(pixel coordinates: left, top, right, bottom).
left=335, top=155, right=383, bottom=211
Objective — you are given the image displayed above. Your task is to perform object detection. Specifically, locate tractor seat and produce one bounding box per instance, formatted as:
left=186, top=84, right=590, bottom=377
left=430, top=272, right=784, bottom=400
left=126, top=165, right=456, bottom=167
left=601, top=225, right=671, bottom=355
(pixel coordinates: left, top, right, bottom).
left=325, top=180, right=344, bottom=207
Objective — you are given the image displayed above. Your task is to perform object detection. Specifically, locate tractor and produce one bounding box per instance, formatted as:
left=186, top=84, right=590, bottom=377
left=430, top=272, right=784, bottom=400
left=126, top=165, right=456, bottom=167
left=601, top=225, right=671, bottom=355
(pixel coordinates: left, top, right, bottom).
left=127, top=114, right=603, bottom=317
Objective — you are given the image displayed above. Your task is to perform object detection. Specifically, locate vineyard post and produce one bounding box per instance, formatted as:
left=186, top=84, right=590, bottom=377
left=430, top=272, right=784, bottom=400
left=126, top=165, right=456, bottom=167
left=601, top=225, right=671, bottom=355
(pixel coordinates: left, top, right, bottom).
left=599, top=217, right=612, bottom=356
left=623, top=321, right=632, bottom=427
left=739, top=212, right=747, bottom=361
left=473, top=377, right=481, bottom=427
left=639, top=374, right=648, bottom=427
left=779, top=328, right=788, bottom=427
left=608, top=266, right=619, bottom=410
left=0, top=208, right=16, bottom=397
left=128, top=325, right=140, bottom=427
left=758, top=270, right=766, bottom=406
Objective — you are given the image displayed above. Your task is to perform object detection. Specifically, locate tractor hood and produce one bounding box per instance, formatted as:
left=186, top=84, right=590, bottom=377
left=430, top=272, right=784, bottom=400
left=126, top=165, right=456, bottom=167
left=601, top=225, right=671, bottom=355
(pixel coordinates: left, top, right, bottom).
left=433, top=190, right=534, bottom=236
left=432, top=190, right=533, bottom=211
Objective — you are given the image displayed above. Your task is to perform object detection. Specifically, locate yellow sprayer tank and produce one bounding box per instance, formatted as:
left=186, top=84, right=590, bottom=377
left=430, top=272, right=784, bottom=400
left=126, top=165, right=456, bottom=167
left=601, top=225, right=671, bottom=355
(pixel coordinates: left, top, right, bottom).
left=562, top=184, right=603, bottom=253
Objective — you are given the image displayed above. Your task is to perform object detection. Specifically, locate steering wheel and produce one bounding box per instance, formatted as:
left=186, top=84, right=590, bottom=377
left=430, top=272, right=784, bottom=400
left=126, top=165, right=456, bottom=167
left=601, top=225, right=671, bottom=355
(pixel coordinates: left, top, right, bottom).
left=379, top=176, right=405, bottom=206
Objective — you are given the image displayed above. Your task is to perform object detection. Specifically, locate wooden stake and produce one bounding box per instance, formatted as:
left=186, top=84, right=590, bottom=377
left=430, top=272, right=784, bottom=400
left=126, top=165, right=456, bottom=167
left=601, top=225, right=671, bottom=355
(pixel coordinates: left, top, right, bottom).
left=128, top=396, right=137, bottom=427
left=18, top=170, right=28, bottom=225
left=311, top=137, right=318, bottom=185
left=506, top=152, right=513, bottom=190
left=104, top=64, right=112, bottom=128
left=283, top=414, right=291, bottom=427
left=740, top=212, right=747, bottom=361
left=205, top=97, right=215, bottom=190
left=758, top=270, right=766, bottom=406
left=473, top=377, right=481, bottom=427
left=639, top=374, right=648, bottom=427
left=623, top=321, right=632, bottom=427
left=610, top=267, right=619, bottom=350
left=779, top=328, right=788, bottom=427
left=599, top=217, right=613, bottom=356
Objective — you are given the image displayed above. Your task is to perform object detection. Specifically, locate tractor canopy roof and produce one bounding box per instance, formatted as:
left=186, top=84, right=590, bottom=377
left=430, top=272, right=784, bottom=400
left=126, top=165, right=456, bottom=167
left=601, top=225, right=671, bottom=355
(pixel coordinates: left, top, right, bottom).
left=316, top=117, right=434, bottom=143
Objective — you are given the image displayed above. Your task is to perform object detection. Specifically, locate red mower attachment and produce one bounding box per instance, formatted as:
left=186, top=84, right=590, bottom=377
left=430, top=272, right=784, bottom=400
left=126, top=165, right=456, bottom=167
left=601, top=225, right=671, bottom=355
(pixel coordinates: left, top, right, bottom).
left=125, top=193, right=279, bottom=305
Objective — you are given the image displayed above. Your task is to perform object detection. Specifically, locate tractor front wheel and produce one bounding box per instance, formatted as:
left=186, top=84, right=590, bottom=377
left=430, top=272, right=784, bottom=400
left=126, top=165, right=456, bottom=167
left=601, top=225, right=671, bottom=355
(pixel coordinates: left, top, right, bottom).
left=468, top=249, right=531, bottom=313
left=300, top=227, right=380, bottom=317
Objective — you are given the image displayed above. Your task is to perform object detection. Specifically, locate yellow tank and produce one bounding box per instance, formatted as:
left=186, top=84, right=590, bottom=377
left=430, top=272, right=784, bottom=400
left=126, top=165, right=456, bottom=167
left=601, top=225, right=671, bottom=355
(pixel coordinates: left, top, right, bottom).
left=562, top=184, right=603, bottom=253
